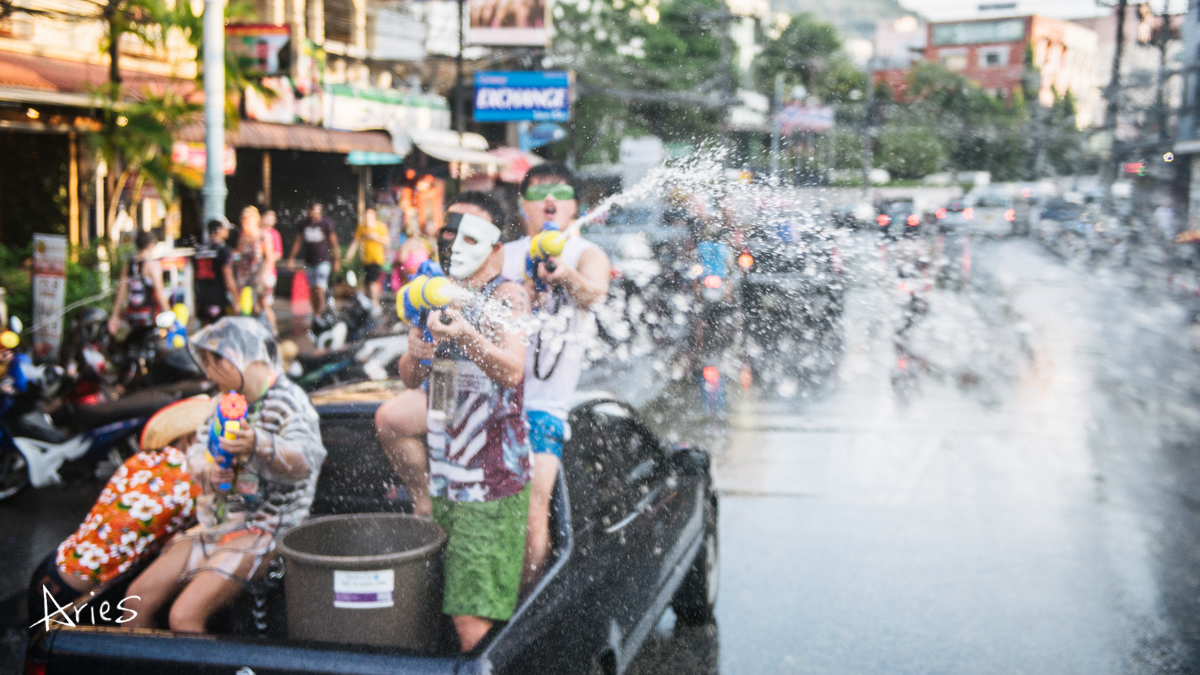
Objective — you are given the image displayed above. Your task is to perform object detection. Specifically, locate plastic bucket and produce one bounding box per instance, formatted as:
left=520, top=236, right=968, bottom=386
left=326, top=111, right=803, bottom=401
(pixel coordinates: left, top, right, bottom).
left=277, top=514, right=447, bottom=649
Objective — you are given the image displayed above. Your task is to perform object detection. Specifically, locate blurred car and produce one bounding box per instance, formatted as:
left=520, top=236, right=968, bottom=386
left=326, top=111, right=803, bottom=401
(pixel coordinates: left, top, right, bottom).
left=831, top=201, right=875, bottom=229
left=964, top=192, right=1017, bottom=237
left=934, top=200, right=970, bottom=232
left=739, top=211, right=844, bottom=367
left=878, top=200, right=923, bottom=239
left=1034, top=198, right=1087, bottom=241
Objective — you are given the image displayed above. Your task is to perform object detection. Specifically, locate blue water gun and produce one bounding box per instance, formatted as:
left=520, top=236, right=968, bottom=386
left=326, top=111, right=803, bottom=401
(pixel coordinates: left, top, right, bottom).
left=208, top=391, right=248, bottom=492
left=164, top=303, right=189, bottom=349
left=525, top=227, right=569, bottom=293
left=397, top=261, right=455, bottom=365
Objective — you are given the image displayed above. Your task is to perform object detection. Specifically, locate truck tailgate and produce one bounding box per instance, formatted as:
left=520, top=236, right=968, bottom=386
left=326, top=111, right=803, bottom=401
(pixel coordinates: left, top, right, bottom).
left=43, top=627, right=462, bottom=675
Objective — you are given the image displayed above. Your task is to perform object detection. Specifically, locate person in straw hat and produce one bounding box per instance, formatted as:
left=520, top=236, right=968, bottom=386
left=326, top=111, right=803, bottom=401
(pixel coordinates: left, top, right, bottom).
left=31, top=395, right=214, bottom=611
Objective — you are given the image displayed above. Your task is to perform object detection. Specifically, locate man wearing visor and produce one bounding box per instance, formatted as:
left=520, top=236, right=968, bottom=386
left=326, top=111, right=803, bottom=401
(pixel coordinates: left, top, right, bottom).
left=377, top=192, right=532, bottom=652
left=502, top=163, right=612, bottom=589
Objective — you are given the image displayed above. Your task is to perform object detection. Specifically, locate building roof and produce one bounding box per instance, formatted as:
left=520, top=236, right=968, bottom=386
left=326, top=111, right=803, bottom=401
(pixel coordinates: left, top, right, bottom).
left=0, top=49, right=190, bottom=107
left=176, top=119, right=396, bottom=155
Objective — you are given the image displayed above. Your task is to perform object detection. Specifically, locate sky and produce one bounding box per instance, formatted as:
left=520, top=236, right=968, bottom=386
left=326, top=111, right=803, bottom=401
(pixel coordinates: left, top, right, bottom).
left=894, top=0, right=1181, bottom=21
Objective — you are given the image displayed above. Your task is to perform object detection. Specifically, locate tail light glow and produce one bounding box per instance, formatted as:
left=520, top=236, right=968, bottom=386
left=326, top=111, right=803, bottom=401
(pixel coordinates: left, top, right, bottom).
left=906, top=215, right=920, bottom=227
left=963, top=208, right=974, bottom=220
left=703, top=366, right=721, bottom=385
left=703, top=275, right=722, bottom=289
left=1004, top=209, right=1016, bottom=222
left=877, top=214, right=890, bottom=226
left=737, top=252, right=754, bottom=269
left=935, top=208, right=947, bottom=219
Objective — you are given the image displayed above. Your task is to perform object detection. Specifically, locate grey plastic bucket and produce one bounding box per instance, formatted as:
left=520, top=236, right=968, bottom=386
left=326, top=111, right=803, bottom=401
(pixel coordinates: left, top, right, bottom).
left=277, top=513, right=447, bottom=649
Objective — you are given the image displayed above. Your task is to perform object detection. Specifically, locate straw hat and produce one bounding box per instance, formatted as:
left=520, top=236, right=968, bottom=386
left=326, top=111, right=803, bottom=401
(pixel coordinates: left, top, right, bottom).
left=140, top=395, right=217, bottom=451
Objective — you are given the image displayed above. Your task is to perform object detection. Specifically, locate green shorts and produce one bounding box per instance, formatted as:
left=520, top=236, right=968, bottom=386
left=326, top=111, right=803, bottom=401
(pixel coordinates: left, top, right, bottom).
left=432, top=483, right=531, bottom=622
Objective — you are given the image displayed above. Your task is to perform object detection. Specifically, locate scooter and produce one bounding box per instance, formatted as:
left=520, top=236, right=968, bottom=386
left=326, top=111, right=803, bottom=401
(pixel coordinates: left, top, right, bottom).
left=0, top=314, right=213, bottom=502
left=287, top=333, right=408, bottom=392
left=112, top=308, right=204, bottom=392
left=310, top=271, right=375, bottom=352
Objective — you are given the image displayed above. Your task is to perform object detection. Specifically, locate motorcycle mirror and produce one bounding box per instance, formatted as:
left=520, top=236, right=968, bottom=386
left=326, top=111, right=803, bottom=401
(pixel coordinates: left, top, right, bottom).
left=9, top=316, right=22, bottom=334
left=346, top=270, right=358, bottom=288
left=155, top=311, right=177, bottom=329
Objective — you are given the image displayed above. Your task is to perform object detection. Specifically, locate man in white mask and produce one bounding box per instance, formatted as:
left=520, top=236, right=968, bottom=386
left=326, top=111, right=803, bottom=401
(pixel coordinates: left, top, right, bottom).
left=384, top=193, right=531, bottom=652
left=502, top=163, right=612, bottom=590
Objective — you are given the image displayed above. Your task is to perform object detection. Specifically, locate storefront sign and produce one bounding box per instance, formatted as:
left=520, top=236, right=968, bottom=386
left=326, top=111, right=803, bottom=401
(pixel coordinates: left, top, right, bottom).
left=171, top=142, right=237, bottom=176
left=468, top=0, right=551, bottom=45
left=31, top=234, right=66, bottom=361
left=473, top=71, right=570, bottom=122
left=226, top=25, right=291, bottom=77
left=777, top=104, right=834, bottom=134
left=325, top=84, right=451, bottom=134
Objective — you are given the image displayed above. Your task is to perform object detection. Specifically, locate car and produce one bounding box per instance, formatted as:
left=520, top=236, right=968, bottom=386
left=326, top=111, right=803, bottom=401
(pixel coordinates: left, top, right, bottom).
left=964, top=191, right=1017, bottom=237
left=878, top=200, right=923, bottom=239
left=831, top=201, right=875, bottom=229
left=26, top=381, right=718, bottom=675
left=739, top=210, right=844, bottom=375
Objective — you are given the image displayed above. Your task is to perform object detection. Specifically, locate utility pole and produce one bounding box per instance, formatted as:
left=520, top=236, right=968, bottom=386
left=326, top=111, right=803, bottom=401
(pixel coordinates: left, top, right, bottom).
left=456, top=0, right=465, bottom=137
left=202, top=0, right=226, bottom=234
left=1101, top=0, right=1128, bottom=214
left=770, top=72, right=783, bottom=180
left=860, top=59, right=876, bottom=199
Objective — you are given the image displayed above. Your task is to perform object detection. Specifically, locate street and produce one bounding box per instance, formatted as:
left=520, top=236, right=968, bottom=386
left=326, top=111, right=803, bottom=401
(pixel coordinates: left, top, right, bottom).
left=7, top=234, right=1200, bottom=673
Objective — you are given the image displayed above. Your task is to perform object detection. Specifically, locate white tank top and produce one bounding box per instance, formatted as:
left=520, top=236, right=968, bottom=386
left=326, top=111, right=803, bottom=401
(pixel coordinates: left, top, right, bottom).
left=502, top=236, right=600, bottom=420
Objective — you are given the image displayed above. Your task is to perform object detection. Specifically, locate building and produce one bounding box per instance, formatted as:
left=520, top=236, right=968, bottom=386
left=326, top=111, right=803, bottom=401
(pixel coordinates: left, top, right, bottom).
left=922, top=15, right=1101, bottom=127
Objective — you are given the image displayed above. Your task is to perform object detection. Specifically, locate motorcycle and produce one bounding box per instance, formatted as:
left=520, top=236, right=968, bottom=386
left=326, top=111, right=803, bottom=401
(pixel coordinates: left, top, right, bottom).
left=310, top=271, right=374, bottom=352
left=0, top=321, right=213, bottom=501
left=286, top=333, right=408, bottom=392
left=111, top=309, right=204, bottom=392
left=58, top=306, right=116, bottom=406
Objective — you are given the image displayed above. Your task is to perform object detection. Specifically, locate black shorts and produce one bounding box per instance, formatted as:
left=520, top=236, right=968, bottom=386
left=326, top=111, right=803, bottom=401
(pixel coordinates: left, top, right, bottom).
left=364, top=264, right=384, bottom=285
left=197, top=304, right=226, bottom=326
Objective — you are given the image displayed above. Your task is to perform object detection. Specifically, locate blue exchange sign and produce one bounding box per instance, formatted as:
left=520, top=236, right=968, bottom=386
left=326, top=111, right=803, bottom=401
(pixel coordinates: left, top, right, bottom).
left=474, top=71, right=571, bottom=122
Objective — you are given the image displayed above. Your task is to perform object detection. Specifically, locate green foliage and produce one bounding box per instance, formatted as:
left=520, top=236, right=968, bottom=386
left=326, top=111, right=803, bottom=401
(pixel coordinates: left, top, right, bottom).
left=875, top=127, right=945, bottom=179
left=753, top=14, right=844, bottom=95
left=0, top=244, right=112, bottom=334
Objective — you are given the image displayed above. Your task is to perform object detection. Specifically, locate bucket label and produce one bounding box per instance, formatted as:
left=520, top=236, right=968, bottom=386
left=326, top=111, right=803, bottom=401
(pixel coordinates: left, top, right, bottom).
left=333, top=570, right=395, bottom=609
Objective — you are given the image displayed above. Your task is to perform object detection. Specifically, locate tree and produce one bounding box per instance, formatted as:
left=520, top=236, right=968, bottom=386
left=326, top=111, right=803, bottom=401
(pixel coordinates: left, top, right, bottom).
left=752, top=14, right=848, bottom=98
left=876, top=126, right=945, bottom=179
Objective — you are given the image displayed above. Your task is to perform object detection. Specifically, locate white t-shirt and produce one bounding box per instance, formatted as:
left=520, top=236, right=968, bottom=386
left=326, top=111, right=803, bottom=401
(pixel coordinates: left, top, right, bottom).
left=502, top=235, right=601, bottom=420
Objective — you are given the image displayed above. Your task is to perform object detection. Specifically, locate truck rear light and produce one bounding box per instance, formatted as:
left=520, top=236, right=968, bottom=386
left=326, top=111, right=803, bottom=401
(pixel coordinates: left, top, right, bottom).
left=906, top=215, right=919, bottom=227
left=877, top=214, right=890, bottom=226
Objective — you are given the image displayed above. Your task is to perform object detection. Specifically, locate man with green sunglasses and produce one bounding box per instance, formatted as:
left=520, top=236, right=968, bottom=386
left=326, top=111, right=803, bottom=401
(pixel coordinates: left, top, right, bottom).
left=502, top=162, right=612, bottom=592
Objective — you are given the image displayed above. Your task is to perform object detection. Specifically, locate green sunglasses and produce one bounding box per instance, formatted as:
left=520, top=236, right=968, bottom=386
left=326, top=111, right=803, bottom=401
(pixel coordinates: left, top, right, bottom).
left=524, top=183, right=575, bottom=201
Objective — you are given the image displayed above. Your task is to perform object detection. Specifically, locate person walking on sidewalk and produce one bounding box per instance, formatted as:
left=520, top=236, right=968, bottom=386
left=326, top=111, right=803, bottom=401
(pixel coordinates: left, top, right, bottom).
left=286, top=202, right=340, bottom=315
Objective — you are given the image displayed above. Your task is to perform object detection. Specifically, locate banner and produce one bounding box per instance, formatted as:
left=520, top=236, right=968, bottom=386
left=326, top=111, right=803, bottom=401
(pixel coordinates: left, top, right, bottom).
left=474, top=71, right=570, bottom=122
left=171, top=142, right=237, bottom=176
left=468, top=0, right=550, bottom=46
left=777, top=104, right=834, bottom=134
left=31, top=234, right=66, bottom=361
left=226, top=25, right=291, bottom=77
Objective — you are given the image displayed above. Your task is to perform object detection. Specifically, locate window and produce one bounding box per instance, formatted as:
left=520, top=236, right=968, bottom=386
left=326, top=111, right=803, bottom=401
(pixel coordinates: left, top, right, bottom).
left=980, top=48, right=1008, bottom=67
left=939, top=51, right=968, bottom=71
left=563, top=402, right=663, bottom=530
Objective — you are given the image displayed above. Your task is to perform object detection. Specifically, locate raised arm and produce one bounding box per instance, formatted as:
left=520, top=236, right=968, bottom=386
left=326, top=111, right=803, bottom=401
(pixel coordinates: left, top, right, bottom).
left=540, top=246, right=611, bottom=308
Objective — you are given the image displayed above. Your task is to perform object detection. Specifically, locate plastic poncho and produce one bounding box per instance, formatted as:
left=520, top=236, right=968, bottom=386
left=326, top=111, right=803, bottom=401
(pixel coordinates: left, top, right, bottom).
left=180, top=317, right=327, bottom=583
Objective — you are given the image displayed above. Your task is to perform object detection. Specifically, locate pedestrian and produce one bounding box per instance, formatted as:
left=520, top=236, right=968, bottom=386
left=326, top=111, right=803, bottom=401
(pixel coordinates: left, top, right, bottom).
left=109, top=231, right=171, bottom=339
left=503, top=162, right=611, bottom=589
left=233, top=206, right=275, bottom=325
left=386, top=204, right=530, bottom=652
left=260, top=210, right=283, bottom=334
left=285, top=202, right=340, bottom=315
left=343, top=206, right=389, bottom=316
left=193, top=219, right=239, bottom=327
left=1154, top=202, right=1175, bottom=240
left=122, top=317, right=327, bottom=633
left=30, top=396, right=212, bottom=612
left=374, top=191, right=510, bottom=519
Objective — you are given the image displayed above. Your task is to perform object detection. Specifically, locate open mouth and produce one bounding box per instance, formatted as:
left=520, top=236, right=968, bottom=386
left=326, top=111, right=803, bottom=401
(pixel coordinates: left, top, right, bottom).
left=543, top=203, right=557, bottom=219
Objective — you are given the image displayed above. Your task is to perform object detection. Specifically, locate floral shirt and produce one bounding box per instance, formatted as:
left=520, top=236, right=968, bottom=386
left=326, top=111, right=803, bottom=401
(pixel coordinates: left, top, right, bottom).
left=56, top=447, right=201, bottom=585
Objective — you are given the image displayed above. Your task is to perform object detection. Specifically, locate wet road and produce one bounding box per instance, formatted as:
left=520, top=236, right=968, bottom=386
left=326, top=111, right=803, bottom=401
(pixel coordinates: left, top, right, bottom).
left=6, top=235, right=1200, bottom=673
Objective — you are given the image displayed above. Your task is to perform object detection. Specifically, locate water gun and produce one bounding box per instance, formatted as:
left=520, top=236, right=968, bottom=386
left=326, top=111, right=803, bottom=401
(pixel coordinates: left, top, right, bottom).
left=238, top=287, right=255, bottom=316
left=208, top=391, right=248, bottom=492
left=165, top=303, right=189, bottom=349
left=397, top=262, right=456, bottom=364
left=525, top=227, right=569, bottom=292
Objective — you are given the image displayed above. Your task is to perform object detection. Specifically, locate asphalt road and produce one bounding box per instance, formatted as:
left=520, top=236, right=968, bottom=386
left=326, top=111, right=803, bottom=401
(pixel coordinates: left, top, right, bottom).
left=6, top=235, right=1200, bottom=673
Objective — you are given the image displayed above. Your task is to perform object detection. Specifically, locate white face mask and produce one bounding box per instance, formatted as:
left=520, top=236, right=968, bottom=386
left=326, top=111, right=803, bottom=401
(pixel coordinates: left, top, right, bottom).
left=448, top=213, right=501, bottom=279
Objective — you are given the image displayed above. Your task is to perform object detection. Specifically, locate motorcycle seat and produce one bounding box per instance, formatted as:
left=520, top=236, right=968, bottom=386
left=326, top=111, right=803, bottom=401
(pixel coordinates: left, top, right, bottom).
left=72, top=381, right=214, bottom=431
left=10, top=409, right=71, bottom=444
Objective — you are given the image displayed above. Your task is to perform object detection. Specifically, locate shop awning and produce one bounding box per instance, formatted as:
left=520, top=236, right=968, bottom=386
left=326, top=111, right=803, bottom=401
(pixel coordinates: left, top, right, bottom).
left=408, top=129, right=508, bottom=168
left=0, top=51, right=196, bottom=107
left=177, top=120, right=395, bottom=154
left=346, top=150, right=404, bottom=165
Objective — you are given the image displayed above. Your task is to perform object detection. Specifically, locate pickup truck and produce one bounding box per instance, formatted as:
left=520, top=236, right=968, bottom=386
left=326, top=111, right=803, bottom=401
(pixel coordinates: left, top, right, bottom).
left=25, top=381, right=718, bottom=675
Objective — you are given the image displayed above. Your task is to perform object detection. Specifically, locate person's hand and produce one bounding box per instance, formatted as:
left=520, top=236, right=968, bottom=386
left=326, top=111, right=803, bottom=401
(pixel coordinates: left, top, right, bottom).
left=209, top=464, right=235, bottom=492
left=286, top=258, right=297, bottom=271
left=344, top=254, right=353, bottom=265
left=427, top=308, right=467, bottom=344
left=409, top=334, right=435, bottom=362
left=219, top=426, right=257, bottom=459
left=107, top=316, right=120, bottom=336
left=538, top=257, right=572, bottom=286
left=333, top=259, right=342, bottom=274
